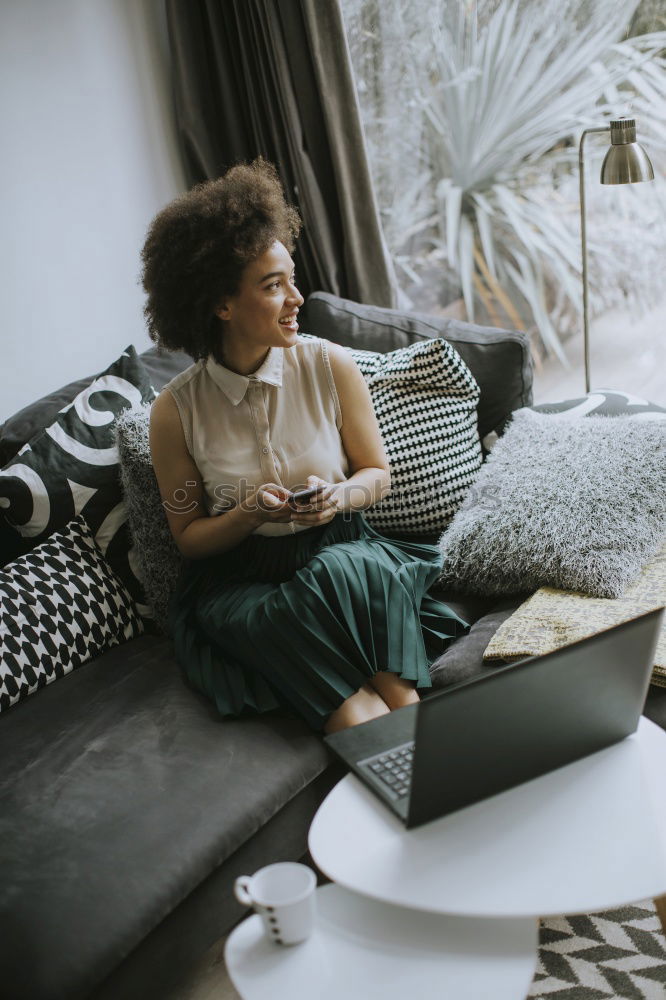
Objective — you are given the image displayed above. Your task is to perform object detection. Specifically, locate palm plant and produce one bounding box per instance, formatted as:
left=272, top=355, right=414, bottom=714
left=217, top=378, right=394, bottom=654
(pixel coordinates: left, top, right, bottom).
left=414, top=0, right=666, bottom=359
left=344, top=0, right=666, bottom=359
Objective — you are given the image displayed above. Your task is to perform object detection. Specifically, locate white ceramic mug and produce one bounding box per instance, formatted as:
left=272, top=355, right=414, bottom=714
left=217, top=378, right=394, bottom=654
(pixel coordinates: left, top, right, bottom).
left=234, top=862, right=317, bottom=945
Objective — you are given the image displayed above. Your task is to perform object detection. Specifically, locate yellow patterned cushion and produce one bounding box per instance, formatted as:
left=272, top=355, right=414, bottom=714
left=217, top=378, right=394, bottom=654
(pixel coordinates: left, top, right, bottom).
left=483, top=541, right=666, bottom=686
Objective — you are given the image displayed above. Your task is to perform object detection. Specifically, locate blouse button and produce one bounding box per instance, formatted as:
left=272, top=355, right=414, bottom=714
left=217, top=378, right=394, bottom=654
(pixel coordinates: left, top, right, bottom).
left=262, top=447, right=269, bottom=454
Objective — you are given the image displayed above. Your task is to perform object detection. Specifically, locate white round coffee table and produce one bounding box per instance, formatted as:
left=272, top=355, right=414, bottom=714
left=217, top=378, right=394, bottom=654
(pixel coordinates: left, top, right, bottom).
left=225, top=882, right=538, bottom=1000
left=309, top=716, right=666, bottom=918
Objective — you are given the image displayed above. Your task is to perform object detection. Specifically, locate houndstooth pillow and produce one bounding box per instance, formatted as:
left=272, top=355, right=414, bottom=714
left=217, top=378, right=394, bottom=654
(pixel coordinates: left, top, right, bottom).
left=0, top=515, right=143, bottom=711
left=348, top=339, right=482, bottom=535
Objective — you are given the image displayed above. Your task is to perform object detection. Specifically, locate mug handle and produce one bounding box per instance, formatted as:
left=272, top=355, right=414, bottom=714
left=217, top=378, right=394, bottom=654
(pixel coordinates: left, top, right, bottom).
left=234, top=876, right=253, bottom=907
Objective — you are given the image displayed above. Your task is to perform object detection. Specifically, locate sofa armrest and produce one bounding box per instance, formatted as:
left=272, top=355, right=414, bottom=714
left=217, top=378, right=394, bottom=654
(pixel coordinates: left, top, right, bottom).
left=301, top=291, right=533, bottom=440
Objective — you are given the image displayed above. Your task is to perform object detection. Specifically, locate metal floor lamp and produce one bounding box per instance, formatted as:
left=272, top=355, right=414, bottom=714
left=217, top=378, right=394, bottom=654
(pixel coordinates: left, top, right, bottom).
left=578, top=118, right=655, bottom=393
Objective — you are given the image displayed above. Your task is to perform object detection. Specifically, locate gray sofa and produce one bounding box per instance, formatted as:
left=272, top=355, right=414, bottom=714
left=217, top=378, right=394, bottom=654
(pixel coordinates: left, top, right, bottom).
left=1, top=291, right=664, bottom=1000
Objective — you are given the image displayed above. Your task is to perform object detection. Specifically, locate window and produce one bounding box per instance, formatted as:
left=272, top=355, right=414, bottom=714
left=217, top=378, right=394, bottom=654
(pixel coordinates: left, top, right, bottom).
left=342, top=0, right=666, bottom=397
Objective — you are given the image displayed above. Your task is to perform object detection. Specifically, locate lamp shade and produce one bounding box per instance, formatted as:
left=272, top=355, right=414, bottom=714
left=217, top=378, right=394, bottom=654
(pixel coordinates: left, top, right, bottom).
left=600, top=119, right=654, bottom=185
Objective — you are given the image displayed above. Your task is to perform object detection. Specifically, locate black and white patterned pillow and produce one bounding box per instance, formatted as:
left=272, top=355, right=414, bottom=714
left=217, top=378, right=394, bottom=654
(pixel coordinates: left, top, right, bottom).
left=348, top=339, right=482, bottom=535
left=478, top=389, right=666, bottom=453
left=0, top=515, right=143, bottom=712
left=0, top=347, right=155, bottom=611
left=532, top=389, right=666, bottom=420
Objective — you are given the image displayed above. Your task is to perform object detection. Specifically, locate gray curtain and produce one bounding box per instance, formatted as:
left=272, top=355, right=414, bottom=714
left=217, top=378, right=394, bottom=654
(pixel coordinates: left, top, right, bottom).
left=165, top=0, right=397, bottom=307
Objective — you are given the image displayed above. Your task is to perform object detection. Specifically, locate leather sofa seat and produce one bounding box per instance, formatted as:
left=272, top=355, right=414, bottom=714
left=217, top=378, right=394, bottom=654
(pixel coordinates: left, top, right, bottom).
left=0, top=635, right=336, bottom=999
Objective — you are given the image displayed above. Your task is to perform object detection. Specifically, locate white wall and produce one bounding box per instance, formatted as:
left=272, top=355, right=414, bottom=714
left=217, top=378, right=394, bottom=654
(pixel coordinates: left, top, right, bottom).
left=0, top=0, right=187, bottom=421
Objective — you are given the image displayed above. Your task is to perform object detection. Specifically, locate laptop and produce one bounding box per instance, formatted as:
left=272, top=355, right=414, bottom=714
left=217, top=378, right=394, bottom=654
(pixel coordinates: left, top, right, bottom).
left=325, top=607, right=664, bottom=829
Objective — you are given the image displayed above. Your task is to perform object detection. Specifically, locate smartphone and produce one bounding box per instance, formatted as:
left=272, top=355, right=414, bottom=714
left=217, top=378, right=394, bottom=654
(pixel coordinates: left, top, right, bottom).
left=288, top=486, right=321, bottom=508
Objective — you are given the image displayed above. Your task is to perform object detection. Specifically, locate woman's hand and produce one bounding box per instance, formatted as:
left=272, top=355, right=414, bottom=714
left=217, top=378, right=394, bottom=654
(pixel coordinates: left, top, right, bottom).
left=288, top=476, right=340, bottom=526
left=240, top=477, right=341, bottom=529
left=241, top=483, right=294, bottom=526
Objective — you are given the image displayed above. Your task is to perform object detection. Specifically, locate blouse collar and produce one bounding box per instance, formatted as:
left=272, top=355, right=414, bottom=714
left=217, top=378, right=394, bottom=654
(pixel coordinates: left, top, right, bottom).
left=205, top=348, right=284, bottom=406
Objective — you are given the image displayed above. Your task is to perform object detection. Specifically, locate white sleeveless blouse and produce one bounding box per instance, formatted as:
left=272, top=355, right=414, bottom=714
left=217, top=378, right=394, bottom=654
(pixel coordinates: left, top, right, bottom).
left=164, top=336, right=350, bottom=536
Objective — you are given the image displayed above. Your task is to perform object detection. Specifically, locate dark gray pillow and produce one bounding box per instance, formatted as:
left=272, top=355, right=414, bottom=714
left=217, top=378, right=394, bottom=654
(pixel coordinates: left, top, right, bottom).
left=115, top=404, right=182, bottom=632
left=438, top=407, right=666, bottom=599
left=302, top=291, right=532, bottom=440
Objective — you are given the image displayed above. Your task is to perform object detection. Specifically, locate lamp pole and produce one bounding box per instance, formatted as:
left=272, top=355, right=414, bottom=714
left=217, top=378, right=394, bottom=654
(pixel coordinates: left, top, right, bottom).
left=578, top=119, right=654, bottom=395
left=578, top=127, right=610, bottom=396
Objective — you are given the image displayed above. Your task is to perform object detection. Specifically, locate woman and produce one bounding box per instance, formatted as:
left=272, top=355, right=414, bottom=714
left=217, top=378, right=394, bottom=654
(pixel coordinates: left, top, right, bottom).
left=143, top=158, right=467, bottom=734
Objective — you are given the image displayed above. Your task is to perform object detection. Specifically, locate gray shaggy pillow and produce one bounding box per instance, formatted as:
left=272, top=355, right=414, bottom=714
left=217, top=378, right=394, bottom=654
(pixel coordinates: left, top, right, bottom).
left=115, top=404, right=181, bottom=632
left=438, top=407, right=666, bottom=598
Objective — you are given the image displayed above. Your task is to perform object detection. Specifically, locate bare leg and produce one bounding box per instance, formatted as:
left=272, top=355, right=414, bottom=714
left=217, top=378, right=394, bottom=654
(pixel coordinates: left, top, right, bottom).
left=368, top=670, right=420, bottom=710
left=324, top=683, right=390, bottom=734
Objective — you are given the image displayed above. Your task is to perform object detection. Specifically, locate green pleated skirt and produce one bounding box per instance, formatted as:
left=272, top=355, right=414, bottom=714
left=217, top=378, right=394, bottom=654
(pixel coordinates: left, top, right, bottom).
left=170, top=513, right=468, bottom=731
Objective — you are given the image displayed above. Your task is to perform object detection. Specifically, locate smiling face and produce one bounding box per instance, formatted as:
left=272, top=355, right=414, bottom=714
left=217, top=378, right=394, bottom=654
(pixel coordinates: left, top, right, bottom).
left=216, top=241, right=304, bottom=372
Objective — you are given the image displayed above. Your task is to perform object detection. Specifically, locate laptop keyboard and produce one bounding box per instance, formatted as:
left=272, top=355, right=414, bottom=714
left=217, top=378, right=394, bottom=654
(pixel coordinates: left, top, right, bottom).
left=359, top=741, right=415, bottom=798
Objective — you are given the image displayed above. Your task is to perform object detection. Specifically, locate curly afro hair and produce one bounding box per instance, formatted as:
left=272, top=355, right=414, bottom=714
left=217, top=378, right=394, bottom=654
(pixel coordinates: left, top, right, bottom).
left=140, top=158, right=302, bottom=361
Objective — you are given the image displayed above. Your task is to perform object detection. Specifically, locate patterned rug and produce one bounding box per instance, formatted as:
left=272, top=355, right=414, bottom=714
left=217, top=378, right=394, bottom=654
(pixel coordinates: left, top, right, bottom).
left=529, top=900, right=666, bottom=998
